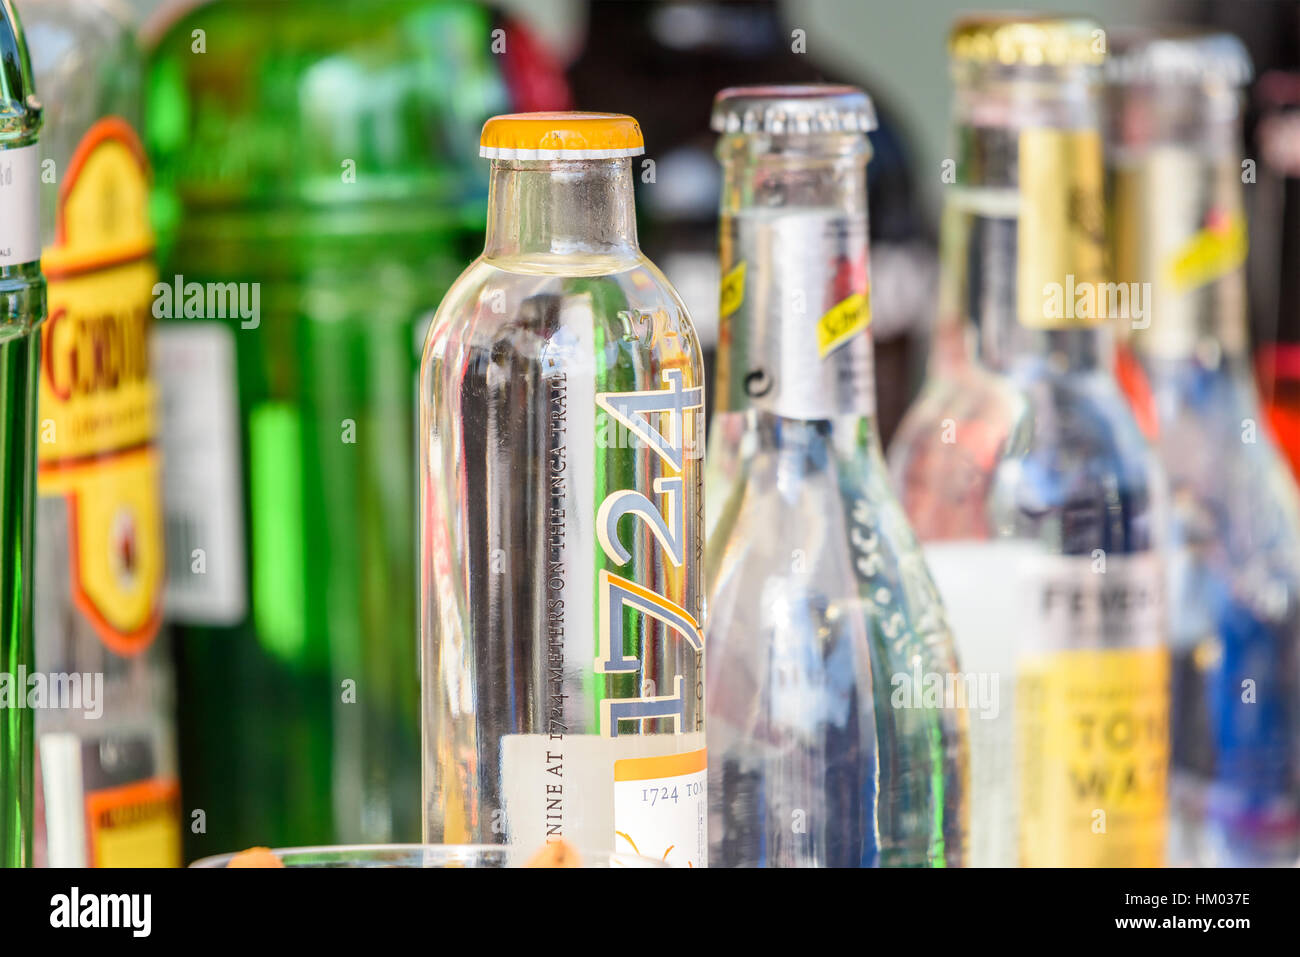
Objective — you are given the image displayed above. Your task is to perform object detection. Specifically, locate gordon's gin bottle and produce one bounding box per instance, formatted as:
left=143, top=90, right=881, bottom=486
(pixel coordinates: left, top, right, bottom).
left=0, top=0, right=44, bottom=869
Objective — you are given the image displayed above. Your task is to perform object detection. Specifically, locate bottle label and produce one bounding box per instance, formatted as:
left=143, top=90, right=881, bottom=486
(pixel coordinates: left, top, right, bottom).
left=1111, top=147, right=1250, bottom=358
left=498, top=735, right=707, bottom=867
left=37, top=118, right=163, bottom=653
left=1015, top=553, right=1169, bottom=866
left=613, top=749, right=707, bottom=865
left=0, top=142, right=40, bottom=266
left=84, top=779, right=182, bottom=867
left=1017, top=129, right=1107, bottom=329
left=716, top=209, right=874, bottom=419
left=153, top=322, right=247, bottom=624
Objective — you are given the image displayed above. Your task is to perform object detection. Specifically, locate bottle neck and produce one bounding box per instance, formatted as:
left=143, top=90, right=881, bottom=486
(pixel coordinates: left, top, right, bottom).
left=715, top=133, right=877, bottom=421
left=944, top=61, right=1112, bottom=377
left=483, top=158, right=639, bottom=263
left=1107, top=81, right=1250, bottom=372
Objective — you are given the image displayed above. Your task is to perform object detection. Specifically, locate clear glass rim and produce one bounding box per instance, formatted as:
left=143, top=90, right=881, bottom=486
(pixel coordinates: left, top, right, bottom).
left=190, top=843, right=670, bottom=868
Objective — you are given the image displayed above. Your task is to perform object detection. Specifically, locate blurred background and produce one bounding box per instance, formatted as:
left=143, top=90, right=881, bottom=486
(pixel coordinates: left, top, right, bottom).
left=29, top=0, right=1300, bottom=862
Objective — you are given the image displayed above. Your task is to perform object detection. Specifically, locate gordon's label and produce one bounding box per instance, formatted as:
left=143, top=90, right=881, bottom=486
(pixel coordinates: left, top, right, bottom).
left=816, top=292, right=870, bottom=357
left=37, top=117, right=162, bottom=654
left=84, top=779, right=181, bottom=867
left=1015, top=553, right=1169, bottom=866
left=1017, top=129, right=1106, bottom=329
left=0, top=143, right=40, bottom=265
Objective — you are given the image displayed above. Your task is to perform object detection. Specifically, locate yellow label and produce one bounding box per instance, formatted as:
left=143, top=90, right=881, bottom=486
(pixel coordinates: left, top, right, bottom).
left=816, top=292, right=870, bottom=357
left=1017, top=647, right=1169, bottom=867
left=85, top=779, right=181, bottom=868
left=1164, top=210, right=1247, bottom=293
left=37, top=117, right=162, bottom=655
left=1017, top=129, right=1107, bottom=329
left=719, top=260, right=746, bottom=320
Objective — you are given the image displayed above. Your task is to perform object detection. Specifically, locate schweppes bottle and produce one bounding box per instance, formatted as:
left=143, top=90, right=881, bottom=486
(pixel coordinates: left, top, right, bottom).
left=25, top=0, right=180, bottom=867
left=0, top=0, right=44, bottom=869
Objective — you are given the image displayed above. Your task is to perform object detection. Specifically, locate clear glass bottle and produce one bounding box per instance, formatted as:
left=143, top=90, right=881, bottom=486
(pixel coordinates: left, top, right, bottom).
left=890, top=16, right=1169, bottom=867
left=24, top=0, right=181, bottom=868
left=0, top=0, right=43, bottom=869
left=1106, top=30, right=1300, bottom=866
left=705, top=86, right=967, bottom=867
left=421, top=113, right=707, bottom=866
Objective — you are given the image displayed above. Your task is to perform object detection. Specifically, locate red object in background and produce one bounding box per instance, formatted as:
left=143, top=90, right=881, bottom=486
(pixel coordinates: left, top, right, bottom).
left=1258, top=343, right=1300, bottom=481
left=1115, top=342, right=1160, bottom=443
left=496, top=16, right=572, bottom=113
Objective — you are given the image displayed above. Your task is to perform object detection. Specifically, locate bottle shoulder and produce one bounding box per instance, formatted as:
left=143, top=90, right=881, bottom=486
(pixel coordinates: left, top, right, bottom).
left=421, top=253, right=703, bottom=376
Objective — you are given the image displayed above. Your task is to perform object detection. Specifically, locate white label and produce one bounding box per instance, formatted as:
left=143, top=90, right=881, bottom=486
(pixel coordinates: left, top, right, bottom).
left=153, top=322, right=247, bottom=623
left=1021, top=551, right=1164, bottom=651
left=0, top=144, right=40, bottom=265
left=500, top=733, right=707, bottom=867
left=613, top=749, right=707, bottom=868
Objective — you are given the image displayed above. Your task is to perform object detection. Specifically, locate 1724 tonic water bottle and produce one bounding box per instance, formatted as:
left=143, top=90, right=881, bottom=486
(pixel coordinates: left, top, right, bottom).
left=421, top=113, right=707, bottom=866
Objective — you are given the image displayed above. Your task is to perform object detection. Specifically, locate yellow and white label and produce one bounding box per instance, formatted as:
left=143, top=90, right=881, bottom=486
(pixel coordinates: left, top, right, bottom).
left=1017, top=647, right=1169, bottom=867
left=1017, top=128, right=1107, bottom=329
left=84, top=779, right=182, bottom=868
left=816, top=291, right=871, bottom=357
left=614, top=748, right=707, bottom=868
left=37, top=117, right=162, bottom=655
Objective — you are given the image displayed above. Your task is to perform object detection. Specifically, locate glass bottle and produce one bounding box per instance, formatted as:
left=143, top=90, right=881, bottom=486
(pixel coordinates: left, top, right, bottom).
left=1252, top=71, right=1300, bottom=486
left=704, top=85, right=967, bottom=867
left=890, top=16, right=1169, bottom=867
left=24, top=0, right=180, bottom=868
left=421, top=113, right=707, bottom=866
left=144, top=0, right=515, bottom=857
left=1106, top=30, right=1300, bottom=866
left=0, top=0, right=44, bottom=870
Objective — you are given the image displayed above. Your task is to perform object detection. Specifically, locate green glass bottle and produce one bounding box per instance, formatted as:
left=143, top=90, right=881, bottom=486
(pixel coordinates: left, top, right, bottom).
left=144, top=0, right=508, bottom=858
left=0, top=0, right=44, bottom=870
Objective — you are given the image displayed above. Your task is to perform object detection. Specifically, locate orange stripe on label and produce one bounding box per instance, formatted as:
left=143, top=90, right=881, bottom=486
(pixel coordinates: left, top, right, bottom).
left=614, top=748, right=706, bottom=782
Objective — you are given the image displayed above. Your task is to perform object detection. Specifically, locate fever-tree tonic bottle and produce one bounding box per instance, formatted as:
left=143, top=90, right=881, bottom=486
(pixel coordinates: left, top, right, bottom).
left=24, top=0, right=180, bottom=868
left=705, top=86, right=967, bottom=868
left=0, top=0, right=44, bottom=869
left=1107, top=31, right=1300, bottom=866
left=421, top=113, right=707, bottom=865
left=890, top=16, right=1169, bottom=867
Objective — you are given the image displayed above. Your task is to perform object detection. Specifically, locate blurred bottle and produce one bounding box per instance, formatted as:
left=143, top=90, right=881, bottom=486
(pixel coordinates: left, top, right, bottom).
left=890, top=16, right=1168, bottom=867
left=567, top=0, right=936, bottom=447
left=24, top=0, right=180, bottom=868
left=1253, top=70, right=1300, bottom=484
left=1107, top=31, right=1300, bottom=867
left=143, top=0, right=529, bottom=858
left=705, top=86, right=967, bottom=867
left=0, top=0, right=44, bottom=869
left=421, top=113, right=706, bottom=865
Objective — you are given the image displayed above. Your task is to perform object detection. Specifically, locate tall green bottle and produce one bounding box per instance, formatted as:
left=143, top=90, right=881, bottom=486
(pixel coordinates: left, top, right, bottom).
left=0, top=0, right=44, bottom=870
left=144, top=0, right=508, bottom=859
